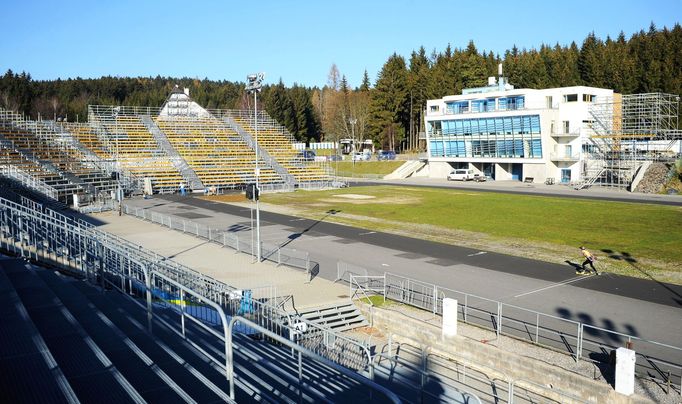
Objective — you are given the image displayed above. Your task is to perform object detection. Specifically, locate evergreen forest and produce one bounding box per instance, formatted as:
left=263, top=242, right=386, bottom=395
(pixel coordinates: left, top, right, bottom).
left=1, top=23, right=680, bottom=150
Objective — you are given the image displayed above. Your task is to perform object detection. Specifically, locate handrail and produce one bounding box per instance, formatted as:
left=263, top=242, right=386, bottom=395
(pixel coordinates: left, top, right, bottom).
left=228, top=316, right=402, bottom=403
left=151, top=270, right=231, bottom=380
left=342, top=262, right=682, bottom=394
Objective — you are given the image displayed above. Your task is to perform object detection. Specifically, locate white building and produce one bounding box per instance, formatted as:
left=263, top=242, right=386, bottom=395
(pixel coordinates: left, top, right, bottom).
left=424, top=75, right=613, bottom=184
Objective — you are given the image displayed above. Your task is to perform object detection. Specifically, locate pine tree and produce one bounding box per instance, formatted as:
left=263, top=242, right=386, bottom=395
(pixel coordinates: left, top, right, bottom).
left=359, top=69, right=371, bottom=91
left=369, top=53, right=409, bottom=150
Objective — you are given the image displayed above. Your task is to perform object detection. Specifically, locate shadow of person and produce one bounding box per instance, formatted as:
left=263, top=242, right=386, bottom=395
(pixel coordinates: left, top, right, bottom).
left=564, top=260, right=583, bottom=270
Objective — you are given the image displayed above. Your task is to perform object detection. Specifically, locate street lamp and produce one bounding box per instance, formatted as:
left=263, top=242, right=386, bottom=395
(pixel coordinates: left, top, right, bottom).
left=246, top=73, right=265, bottom=262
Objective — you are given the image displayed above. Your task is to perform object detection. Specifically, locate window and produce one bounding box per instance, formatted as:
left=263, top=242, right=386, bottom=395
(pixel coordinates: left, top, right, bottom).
left=563, top=121, right=570, bottom=134
left=430, top=105, right=439, bottom=112
left=546, top=96, right=553, bottom=108
left=564, top=94, right=578, bottom=102
left=582, top=94, right=596, bottom=102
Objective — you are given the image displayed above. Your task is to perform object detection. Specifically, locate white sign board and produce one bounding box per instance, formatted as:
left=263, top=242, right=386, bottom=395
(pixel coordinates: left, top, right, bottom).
left=615, top=347, right=636, bottom=396
left=442, top=298, right=458, bottom=337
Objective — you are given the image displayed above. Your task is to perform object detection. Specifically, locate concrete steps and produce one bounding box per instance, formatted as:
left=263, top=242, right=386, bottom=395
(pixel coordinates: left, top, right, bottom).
left=297, top=302, right=369, bottom=332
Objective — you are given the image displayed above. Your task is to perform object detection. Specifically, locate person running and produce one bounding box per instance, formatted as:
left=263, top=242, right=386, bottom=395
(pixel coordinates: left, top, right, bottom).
left=579, top=246, right=598, bottom=275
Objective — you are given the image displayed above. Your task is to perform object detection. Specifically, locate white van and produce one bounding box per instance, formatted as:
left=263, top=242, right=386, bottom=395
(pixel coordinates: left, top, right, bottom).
left=447, top=169, right=475, bottom=181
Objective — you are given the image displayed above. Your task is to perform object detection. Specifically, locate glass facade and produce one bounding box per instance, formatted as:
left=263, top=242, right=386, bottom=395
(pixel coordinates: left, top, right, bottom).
left=445, top=96, right=525, bottom=115
left=429, top=114, right=543, bottom=159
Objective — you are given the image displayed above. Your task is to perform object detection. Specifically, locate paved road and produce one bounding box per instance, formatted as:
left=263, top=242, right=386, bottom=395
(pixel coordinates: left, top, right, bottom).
left=160, top=194, right=682, bottom=309
left=123, top=193, right=681, bottom=372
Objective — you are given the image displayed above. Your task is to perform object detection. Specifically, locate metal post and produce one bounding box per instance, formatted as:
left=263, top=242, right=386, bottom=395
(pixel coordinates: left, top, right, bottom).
left=383, top=274, right=386, bottom=303
left=497, top=302, right=502, bottom=337
left=577, top=323, right=583, bottom=362
left=143, top=266, right=153, bottom=333
left=433, top=284, right=437, bottom=315
left=535, top=313, right=539, bottom=344
left=180, top=289, right=186, bottom=339
left=298, top=351, right=303, bottom=404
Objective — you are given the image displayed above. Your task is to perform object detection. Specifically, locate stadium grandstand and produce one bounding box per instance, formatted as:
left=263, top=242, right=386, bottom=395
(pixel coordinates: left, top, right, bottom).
left=0, top=86, right=335, bottom=208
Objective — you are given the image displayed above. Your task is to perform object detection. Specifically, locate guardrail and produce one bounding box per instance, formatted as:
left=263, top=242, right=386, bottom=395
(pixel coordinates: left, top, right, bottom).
left=0, top=195, right=372, bottom=373
left=383, top=337, right=587, bottom=403
left=336, top=262, right=682, bottom=396
left=122, top=204, right=312, bottom=273
left=0, top=165, right=60, bottom=200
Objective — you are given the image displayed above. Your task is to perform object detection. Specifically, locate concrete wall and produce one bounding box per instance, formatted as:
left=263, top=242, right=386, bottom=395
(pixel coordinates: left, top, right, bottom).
left=522, top=164, right=546, bottom=182
left=358, top=303, right=645, bottom=404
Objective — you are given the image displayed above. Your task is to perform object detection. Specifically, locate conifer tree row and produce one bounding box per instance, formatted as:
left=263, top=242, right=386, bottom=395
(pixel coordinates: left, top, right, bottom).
left=1, top=23, right=680, bottom=150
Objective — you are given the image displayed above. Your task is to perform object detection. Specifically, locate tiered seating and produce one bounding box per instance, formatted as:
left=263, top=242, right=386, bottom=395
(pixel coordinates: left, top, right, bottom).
left=0, top=144, right=81, bottom=196
left=156, top=116, right=282, bottom=188
left=232, top=115, right=331, bottom=184
left=64, top=123, right=109, bottom=159
left=0, top=120, right=115, bottom=197
left=96, top=116, right=184, bottom=192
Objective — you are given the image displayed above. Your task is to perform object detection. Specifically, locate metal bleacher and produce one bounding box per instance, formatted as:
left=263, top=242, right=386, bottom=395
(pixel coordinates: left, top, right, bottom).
left=0, top=188, right=401, bottom=403
left=227, top=110, right=332, bottom=186
left=155, top=115, right=283, bottom=190
left=0, top=109, right=116, bottom=203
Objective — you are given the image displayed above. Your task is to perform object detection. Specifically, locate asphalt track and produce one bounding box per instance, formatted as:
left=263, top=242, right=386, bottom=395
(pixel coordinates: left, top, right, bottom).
left=160, top=194, right=682, bottom=309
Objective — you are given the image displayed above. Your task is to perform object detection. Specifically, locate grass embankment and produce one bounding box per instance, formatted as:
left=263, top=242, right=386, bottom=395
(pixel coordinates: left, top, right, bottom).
left=260, top=186, right=682, bottom=284
left=331, top=161, right=405, bottom=177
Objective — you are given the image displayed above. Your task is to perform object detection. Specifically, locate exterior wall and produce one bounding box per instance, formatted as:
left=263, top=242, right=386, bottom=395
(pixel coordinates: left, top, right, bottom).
left=425, top=85, right=614, bottom=181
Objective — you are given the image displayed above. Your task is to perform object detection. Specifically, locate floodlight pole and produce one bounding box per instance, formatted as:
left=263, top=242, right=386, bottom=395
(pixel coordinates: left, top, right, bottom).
left=349, top=118, right=357, bottom=172
left=247, top=73, right=265, bottom=262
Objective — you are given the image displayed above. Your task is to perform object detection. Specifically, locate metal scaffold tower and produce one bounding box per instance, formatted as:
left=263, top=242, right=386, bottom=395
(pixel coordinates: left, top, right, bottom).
left=581, top=93, right=682, bottom=190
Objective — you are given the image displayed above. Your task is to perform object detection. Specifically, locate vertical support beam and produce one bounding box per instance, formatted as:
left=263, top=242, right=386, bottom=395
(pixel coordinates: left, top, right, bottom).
left=180, top=289, right=186, bottom=339
left=144, top=265, right=153, bottom=333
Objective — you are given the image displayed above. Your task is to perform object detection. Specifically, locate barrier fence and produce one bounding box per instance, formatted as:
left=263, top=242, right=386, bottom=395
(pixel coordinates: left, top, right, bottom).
left=337, top=261, right=682, bottom=396
left=0, top=196, right=372, bottom=374
left=122, top=204, right=312, bottom=273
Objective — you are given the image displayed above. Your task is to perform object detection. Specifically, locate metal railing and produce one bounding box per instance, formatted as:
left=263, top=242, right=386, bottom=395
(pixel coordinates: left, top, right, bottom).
left=0, top=195, right=374, bottom=375
left=337, top=262, right=682, bottom=396
left=384, top=336, right=589, bottom=403
left=122, top=204, right=312, bottom=273
left=0, top=165, right=59, bottom=200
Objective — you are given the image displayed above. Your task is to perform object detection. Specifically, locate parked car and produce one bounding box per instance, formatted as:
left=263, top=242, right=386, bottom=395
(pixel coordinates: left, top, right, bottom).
left=473, top=173, right=487, bottom=182
left=351, top=151, right=370, bottom=161
left=328, top=154, right=343, bottom=162
left=297, top=150, right=316, bottom=161
left=447, top=169, right=475, bottom=181
left=377, top=150, right=397, bottom=161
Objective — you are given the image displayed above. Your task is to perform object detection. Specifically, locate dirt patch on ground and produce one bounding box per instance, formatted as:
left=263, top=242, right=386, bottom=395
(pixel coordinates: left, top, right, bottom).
left=320, top=195, right=422, bottom=205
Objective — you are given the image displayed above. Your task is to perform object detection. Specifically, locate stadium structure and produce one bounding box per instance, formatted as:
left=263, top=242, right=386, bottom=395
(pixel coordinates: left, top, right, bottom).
left=0, top=87, right=334, bottom=207
left=1, top=83, right=681, bottom=403
left=424, top=67, right=681, bottom=191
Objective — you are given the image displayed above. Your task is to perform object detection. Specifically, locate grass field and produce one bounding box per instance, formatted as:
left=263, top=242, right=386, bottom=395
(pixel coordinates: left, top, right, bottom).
left=260, top=186, right=682, bottom=284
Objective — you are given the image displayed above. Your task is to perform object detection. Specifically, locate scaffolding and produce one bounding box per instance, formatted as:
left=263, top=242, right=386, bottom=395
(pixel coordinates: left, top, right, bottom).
left=581, top=93, right=682, bottom=190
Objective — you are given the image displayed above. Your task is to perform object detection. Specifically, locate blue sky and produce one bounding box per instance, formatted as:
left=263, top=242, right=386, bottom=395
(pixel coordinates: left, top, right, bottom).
left=1, top=0, right=679, bottom=88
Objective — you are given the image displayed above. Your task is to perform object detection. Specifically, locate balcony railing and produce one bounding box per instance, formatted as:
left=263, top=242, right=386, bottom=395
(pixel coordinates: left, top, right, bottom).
left=550, top=153, right=581, bottom=161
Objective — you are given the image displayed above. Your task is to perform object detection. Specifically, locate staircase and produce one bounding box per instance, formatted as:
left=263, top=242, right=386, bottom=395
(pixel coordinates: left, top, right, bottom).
left=139, top=115, right=204, bottom=191
left=297, top=302, right=369, bottom=332
left=221, top=116, right=296, bottom=186
left=383, top=160, right=427, bottom=180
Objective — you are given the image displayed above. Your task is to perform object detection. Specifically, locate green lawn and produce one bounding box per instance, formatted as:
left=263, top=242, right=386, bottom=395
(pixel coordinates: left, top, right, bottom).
left=262, top=186, right=682, bottom=282
left=331, top=161, right=405, bottom=176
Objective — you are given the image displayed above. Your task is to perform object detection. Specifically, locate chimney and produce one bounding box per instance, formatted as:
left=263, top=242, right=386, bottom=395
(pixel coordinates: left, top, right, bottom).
left=184, top=88, right=190, bottom=96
